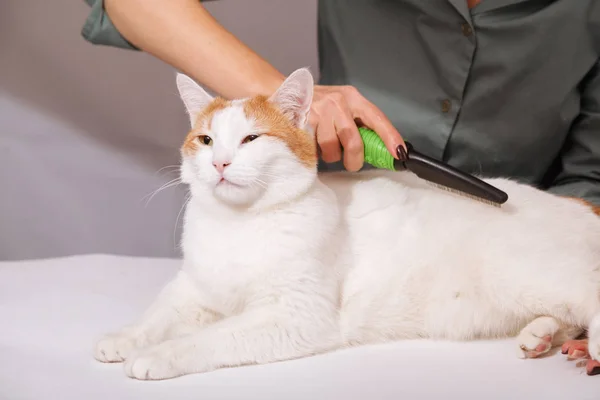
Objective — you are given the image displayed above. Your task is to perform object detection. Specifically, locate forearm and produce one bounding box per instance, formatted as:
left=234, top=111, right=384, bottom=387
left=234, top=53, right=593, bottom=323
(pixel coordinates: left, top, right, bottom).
left=104, top=0, right=285, bottom=99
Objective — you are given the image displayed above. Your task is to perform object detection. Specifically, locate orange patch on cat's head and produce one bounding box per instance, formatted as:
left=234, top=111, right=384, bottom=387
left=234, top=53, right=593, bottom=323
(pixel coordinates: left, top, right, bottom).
left=181, top=97, right=230, bottom=155
left=567, top=197, right=600, bottom=216
left=243, top=95, right=317, bottom=168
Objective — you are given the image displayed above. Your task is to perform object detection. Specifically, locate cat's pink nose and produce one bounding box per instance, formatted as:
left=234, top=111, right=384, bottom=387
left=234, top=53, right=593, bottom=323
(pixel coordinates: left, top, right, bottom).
left=213, top=162, right=231, bottom=174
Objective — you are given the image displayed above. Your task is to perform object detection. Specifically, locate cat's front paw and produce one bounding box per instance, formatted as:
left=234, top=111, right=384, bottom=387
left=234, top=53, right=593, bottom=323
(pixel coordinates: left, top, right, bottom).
left=124, top=341, right=190, bottom=380
left=124, top=338, right=209, bottom=380
left=94, top=331, right=141, bottom=363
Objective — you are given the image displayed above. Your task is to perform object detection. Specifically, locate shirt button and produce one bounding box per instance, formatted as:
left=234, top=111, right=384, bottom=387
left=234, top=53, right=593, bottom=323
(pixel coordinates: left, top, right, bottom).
left=441, top=99, right=451, bottom=113
left=461, top=23, right=473, bottom=37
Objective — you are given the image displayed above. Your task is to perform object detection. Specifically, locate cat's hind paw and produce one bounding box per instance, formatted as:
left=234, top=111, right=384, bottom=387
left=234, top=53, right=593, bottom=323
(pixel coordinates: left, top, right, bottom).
left=517, top=333, right=553, bottom=358
left=516, top=316, right=560, bottom=359
left=94, top=332, right=140, bottom=363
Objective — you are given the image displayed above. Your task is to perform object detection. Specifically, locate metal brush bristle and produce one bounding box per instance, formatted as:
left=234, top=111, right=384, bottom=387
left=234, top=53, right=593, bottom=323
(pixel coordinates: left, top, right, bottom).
left=426, top=182, right=502, bottom=208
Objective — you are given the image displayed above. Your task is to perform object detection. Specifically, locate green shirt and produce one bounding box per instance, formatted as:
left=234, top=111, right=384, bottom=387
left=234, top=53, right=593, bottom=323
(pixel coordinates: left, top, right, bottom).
left=81, top=0, right=600, bottom=205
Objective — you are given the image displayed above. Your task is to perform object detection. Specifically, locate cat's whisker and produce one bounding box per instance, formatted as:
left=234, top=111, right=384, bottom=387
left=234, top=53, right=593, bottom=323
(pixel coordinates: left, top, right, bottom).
left=259, top=173, right=289, bottom=180
left=252, top=179, right=268, bottom=190
left=173, top=191, right=192, bottom=250
left=253, top=178, right=293, bottom=201
left=251, top=182, right=267, bottom=192
left=142, top=177, right=183, bottom=206
left=155, top=165, right=181, bottom=175
left=233, top=165, right=296, bottom=181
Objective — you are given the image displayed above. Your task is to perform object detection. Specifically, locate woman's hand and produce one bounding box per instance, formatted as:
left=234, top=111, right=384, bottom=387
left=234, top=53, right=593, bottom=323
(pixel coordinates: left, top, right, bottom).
left=309, top=85, right=406, bottom=171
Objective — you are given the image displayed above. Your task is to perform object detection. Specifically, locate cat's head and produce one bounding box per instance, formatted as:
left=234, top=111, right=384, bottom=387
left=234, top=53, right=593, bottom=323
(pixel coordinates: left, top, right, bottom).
left=176, top=68, right=317, bottom=208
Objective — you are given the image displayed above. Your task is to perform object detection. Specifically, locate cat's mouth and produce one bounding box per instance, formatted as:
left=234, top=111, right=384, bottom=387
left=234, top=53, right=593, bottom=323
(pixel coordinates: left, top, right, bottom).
left=217, top=177, right=242, bottom=188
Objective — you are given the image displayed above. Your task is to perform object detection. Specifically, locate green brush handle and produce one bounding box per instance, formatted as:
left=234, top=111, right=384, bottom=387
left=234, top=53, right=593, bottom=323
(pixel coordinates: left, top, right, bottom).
left=358, top=127, right=396, bottom=171
left=358, top=127, right=509, bottom=205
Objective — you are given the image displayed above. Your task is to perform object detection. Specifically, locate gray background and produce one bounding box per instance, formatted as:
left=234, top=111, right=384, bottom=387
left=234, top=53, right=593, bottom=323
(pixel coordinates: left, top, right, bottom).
left=0, top=0, right=319, bottom=261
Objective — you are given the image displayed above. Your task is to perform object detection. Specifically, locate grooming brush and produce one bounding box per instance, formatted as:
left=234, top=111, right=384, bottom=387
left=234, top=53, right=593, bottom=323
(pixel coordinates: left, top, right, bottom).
left=358, top=127, right=509, bottom=207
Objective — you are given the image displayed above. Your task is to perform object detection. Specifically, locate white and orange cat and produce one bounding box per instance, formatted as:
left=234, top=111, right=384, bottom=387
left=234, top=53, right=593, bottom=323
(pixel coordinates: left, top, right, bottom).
left=94, top=68, right=600, bottom=380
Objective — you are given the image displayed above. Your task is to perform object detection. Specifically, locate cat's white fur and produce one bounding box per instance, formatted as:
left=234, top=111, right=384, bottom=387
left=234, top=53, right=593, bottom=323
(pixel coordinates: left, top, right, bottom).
left=95, top=68, right=600, bottom=380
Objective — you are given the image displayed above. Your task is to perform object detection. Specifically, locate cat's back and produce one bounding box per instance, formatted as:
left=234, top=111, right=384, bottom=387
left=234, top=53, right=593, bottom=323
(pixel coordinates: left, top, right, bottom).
left=319, top=169, right=600, bottom=283
left=319, top=169, right=600, bottom=241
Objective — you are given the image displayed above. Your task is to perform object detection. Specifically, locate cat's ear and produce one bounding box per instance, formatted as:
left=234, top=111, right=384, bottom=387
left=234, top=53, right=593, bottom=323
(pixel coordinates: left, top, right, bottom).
left=176, top=73, right=214, bottom=128
left=269, top=67, right=314, bottom=129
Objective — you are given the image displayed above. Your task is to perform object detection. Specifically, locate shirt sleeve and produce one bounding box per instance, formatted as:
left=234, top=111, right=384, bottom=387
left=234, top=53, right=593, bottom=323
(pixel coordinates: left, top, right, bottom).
left=546, top=60, right=600, bottom=206
left=80, top=0, right=220, bottom=50
left=81, top=0, right=139, bottom=50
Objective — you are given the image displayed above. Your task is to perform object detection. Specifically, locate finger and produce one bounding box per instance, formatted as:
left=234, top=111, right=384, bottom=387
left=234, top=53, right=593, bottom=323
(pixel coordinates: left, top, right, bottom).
left=335, top=116, right=364, bottom=172
left=561, top=339, right=589, bottom=356
left=324, top=91, right=364, bottom=171
left=586, top=359, right=600, bottom=375
left=348, top=94, right=406, bottom=159
left=569, top=350, right=588, bottom=360
left=358, top=104, right=405, bottom=158
left=315, top=114, right=342, bottom=164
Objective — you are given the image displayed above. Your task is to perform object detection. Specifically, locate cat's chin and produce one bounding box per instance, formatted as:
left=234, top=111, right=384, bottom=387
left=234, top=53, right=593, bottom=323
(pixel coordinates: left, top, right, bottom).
left=212, top=180, right=262, bottom=207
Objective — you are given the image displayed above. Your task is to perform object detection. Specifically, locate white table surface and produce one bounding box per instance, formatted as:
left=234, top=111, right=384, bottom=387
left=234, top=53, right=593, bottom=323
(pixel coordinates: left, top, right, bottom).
left=0, top=254, right=596, bottom=400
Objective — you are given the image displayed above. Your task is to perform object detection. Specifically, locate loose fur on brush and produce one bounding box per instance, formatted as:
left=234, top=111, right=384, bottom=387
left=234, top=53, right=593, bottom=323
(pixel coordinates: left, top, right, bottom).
left=94, top=68, right=600, bottom=380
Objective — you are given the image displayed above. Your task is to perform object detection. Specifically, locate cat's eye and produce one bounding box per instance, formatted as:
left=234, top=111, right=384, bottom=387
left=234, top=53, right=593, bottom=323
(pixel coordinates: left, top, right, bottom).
left=242, top=134, right=259, bottom=144
left=198, top=135, right=213, bottom=146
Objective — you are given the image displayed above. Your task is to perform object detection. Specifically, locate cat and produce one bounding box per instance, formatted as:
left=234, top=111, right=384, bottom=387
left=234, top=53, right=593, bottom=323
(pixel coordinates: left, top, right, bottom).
left=94, top=67, right=600, bottom=380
